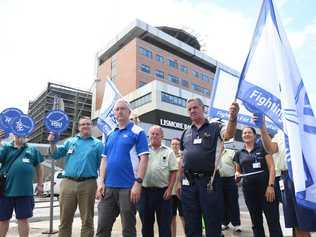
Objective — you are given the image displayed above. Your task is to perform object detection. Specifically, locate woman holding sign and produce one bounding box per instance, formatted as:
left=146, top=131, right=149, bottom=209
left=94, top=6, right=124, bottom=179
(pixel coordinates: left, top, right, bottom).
left=234, top=127, right=282, bottom=237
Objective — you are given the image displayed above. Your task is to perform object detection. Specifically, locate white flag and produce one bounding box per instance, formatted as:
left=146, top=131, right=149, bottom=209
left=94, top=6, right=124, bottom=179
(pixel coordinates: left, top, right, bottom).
left=97, top=79, right=121, bottom=136
left=236, top=0, right=316, bottom=210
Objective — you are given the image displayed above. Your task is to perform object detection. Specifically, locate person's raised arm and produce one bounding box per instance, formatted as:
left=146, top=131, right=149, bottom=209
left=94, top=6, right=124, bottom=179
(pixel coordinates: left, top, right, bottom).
left=223, top=102, right=239, bottom=140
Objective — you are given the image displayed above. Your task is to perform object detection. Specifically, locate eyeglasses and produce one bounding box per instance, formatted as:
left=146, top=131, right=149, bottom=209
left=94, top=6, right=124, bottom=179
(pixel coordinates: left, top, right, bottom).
left=79, top=123, right=92, bottom=126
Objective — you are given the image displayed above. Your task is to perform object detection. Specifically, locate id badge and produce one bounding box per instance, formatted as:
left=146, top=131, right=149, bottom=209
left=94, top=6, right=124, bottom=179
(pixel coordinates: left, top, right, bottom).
left=193, top=138, right=202, bottom=144
left=279, top=179, right=285, bottom=191
left=67, top=147, right=74, bottom=154
left=22, top=158, right=30, bottom=163
left=182, top=178, right=190, bottom=186
left=252, top=162, right=261, bottom=169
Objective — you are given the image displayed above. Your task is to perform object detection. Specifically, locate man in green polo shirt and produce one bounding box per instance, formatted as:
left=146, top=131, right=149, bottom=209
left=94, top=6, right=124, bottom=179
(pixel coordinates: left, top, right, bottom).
left=0, top=136, right=44, bottom=237
left=138, top=125, right=178, bottom=237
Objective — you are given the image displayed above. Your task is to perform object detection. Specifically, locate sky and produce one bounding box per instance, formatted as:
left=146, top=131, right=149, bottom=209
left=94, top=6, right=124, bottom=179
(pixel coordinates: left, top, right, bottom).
left=0, top=0, right=315, bottom=113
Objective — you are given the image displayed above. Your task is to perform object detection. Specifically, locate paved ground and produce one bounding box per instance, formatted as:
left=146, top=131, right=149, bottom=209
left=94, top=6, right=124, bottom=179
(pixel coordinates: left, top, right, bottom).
left=6, top=189, right=315, bottom=237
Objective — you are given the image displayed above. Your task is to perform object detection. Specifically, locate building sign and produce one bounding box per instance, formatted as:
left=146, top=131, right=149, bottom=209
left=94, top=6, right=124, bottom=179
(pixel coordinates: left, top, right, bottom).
left=160, top=118, right=190, bottom=130
left=140, top=110, right=191, bottom=131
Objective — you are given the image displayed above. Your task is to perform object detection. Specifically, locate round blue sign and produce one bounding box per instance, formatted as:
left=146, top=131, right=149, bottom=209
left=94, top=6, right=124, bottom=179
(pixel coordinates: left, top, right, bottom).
left=0, top=108, right=23, bottom=133
left=44, top=110, right=69, bottom=133
left=10, top=114, right=35, bottom=137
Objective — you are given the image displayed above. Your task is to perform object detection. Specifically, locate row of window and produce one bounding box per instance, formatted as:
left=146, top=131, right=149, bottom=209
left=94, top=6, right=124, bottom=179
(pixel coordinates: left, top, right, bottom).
left=161, top=92, right=210, bottom=112
left=139, top=64, right=209, bottom=96
left=161, top=92, right=187, bottom=108
left=139, top=47, right=211, bottom=82
left=129, top=90, right=210, bottom=113
left=130, top=93, right=152, bottom=109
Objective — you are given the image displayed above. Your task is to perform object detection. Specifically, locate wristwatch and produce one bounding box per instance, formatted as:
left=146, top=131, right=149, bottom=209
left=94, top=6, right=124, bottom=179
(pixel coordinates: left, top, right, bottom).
left=135, top=177, right=143, bottom=184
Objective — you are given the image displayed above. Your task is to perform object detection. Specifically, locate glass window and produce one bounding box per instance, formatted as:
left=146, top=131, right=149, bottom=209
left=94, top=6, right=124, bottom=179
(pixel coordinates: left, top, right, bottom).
left=155, top=70, right=164, bottom=79
left=168, top=59, right=178, bottom=69
left=192, top=70, right=199, bottom=78
left=161, top=92, right=187, bottom=108
left=192, top=83, right=210, bottom=96
left=180, top=65, right=188, bottom=73
left=181, top=79, right=189, bottom=88
left=130, top=93, right=152, bottom=109
left=167, top=74, right=179, bottom=84
left=156, top=54, right=164, bottom=63
left=140, top=64, right=150, bottom=74
left=201, top=73, right=209, bottom=82
left=139, top=47, right=153, bottom=59
left=138, top=81, right=146, bottom=88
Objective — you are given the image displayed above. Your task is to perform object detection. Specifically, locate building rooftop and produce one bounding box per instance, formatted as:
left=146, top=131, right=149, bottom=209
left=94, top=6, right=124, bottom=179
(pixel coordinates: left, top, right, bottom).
left=98, top=19, right=239, bottom=75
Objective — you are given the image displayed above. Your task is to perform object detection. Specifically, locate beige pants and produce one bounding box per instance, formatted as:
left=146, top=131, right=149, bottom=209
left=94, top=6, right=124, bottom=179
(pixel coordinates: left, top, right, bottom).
left=58, top=178, right=97, bottom=237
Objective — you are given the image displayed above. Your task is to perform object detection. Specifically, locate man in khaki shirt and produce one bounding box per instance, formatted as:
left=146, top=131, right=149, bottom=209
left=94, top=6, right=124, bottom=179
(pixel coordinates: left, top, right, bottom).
left=219, top=147, right=241, bottom=232
left=138, top=125, right=178, bottom=237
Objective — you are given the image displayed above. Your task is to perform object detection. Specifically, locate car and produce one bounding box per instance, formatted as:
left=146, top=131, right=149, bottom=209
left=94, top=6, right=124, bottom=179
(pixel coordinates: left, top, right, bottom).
left=42, top=171, right=64, bottom=196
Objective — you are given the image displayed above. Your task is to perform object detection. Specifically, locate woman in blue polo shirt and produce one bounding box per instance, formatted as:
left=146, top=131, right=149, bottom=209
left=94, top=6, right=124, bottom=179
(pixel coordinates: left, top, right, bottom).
left=0, top=136, right=44, bottom=237
left=234, top=127, right=282, bottom=237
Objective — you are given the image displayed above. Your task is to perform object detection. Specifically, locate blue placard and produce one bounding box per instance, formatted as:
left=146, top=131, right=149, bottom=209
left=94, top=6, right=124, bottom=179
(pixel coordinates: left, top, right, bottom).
left=44, top=110, right=69, bottom=133
left=0, top=108, right=23, bottom=133
left=10, top=114, right=35, bottom=137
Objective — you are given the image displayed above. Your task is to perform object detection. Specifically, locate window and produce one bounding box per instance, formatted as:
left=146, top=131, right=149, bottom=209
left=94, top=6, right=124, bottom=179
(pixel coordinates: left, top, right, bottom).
left=138, top=81, right=146, bottom=88
left=201, top=73, right=209, bottom=82
left=203, top=88, right=210, bottom=96
left=111, top=55, right=117, bottom=82
left=192, top=70, right=199, bottom=78
left=130, top=93, right=152, bottom=109
left=156, top=54, right=164, bottom=63
left=192, top=83, right=210, bottom=96
left=140, top=64, right=150, bottom=74
left=161, top=92, right=187, bottom=108
left=168, top=59, right=178, bottom=69
left=155, top=70, right=164, bottom=79
left=181, top=79, right=189, bottom=88
left=139, top=47, right=153, bottom=59
left=167, top=74, right=179, bottom=84
left=180, top=65, right=188, bottom=74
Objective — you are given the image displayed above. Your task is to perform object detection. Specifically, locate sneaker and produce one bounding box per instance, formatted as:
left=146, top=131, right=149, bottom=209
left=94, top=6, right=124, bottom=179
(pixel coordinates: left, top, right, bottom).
left=233, top=225, right=242, bottom=232
left=221, top=225, right=229, bottom=230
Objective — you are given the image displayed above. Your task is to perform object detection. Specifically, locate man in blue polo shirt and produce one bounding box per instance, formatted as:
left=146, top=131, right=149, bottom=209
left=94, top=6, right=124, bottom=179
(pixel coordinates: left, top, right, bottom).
left=96, top=99, right=149, bottom=237
left=48, top=116, right=103, bottom=237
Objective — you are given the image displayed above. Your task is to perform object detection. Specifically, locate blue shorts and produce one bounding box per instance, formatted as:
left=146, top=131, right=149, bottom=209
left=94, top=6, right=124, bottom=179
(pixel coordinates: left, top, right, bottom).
left=282, top=173, right=316, bottom=232
left=0, top=196, right=34, bottom=221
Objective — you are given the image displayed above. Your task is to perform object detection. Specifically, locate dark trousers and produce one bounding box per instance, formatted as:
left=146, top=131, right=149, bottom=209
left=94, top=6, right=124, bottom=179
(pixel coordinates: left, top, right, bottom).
left=243, top=182, right=283, bottom=237
left=221, top=176, right=241, bottom=226
left=96, top=188, right=136, bottom=237
left=138, top=187, right=172, bottom=237
left=181, top=176, right=223, bottom=237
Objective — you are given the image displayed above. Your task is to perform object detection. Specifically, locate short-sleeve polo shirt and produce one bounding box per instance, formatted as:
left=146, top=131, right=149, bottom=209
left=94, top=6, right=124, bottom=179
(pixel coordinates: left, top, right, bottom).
left=180, top=120, right=224, bottom=173
left=143, top=145, right=178, bottom=188
left=0, top=143, right=43, bottom=197
left=52, top=135, right=104, bottom=178
left=234, top=143, right=269, bottom=184
left=103, top=122, right=149, bottom=188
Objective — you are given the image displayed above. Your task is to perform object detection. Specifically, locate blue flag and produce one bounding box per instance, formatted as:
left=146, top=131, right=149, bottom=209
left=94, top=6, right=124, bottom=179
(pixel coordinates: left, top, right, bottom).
left=97, top=79, right=121, bottom=136
left=236, top=0, right=316, bottom=210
